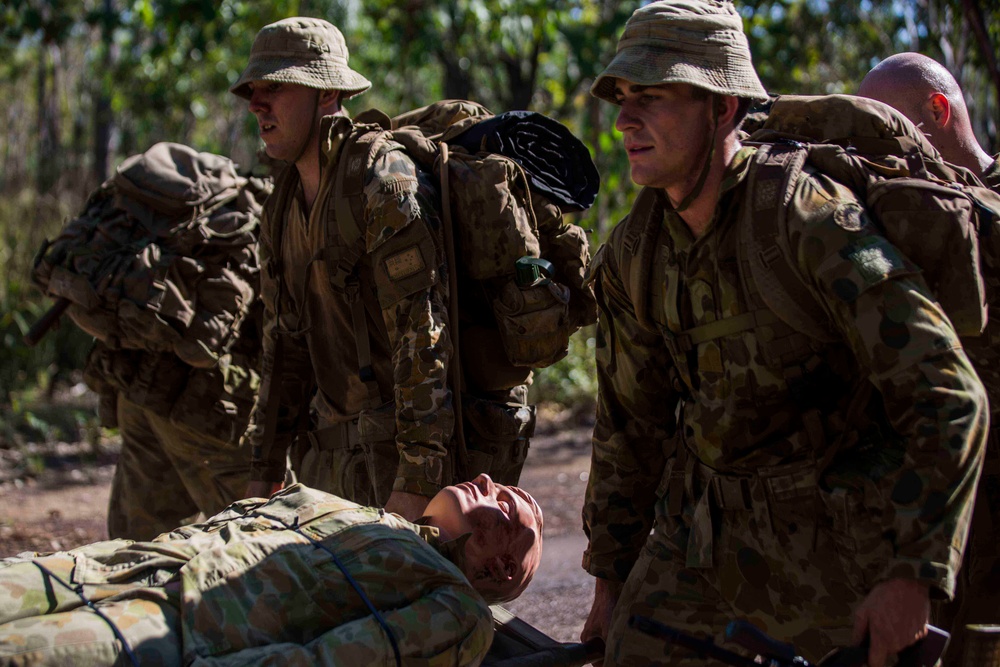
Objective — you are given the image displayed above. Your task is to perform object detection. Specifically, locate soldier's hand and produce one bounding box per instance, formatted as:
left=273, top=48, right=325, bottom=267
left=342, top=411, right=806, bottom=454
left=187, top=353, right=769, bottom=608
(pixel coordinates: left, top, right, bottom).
left=246, top=480, right=284, bottom=499
left=384, top=491, right=430, bottom=521
left=852, top=577, right=930, bottom=667
left=581, top=577, right=621, bottom=667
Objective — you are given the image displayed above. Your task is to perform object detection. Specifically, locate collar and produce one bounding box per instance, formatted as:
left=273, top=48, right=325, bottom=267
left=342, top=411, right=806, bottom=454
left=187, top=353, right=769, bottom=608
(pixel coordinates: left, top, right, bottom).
left=662, top=145, right=757, bottom=246
left=414, top=519, right=471, bottom=571
left=318, top=113, right=354, bottom=164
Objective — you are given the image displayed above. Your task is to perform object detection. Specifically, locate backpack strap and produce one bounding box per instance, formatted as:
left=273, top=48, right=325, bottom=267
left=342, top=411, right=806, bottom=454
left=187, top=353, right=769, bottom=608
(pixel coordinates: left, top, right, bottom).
left=619, top=187, right=665, bottom=330
left=739, top=144, right=838, bottom=343
left=327, top=125, right=397, bottom=410
left=256, top=165, right=299, bottom=472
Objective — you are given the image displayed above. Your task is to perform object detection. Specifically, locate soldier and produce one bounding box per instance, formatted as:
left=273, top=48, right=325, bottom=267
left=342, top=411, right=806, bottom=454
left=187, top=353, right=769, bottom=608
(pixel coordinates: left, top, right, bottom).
left=89, top=334, right=260, bottom=541
left=0, top=474, right=542, bottom=666
left=859, top=52, right=998, bottom=187
left=34, top=143, right=267, bottom=542
left=860, top=52, right=1000, bottom=667
left=579, top=3, right=988, bottom=667
left=231, top=18, right=553, bottom=520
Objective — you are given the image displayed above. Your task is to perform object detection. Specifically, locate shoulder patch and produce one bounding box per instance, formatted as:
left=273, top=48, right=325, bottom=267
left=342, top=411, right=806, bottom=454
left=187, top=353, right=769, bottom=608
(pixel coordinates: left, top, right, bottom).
left=833, top=202, right=866, bottom=231
left=842, top=235, right=907, bottom=289
left=384, top=245, right=427, bottom=281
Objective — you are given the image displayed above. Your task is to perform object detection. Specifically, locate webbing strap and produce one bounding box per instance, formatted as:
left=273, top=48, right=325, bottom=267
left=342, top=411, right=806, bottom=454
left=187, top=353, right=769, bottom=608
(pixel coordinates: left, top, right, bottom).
left=620, top=187, right=664, bottom=330
left=739, top=144, right=837, bottom=343
left=347, top=279, right=383, bottom=408
left=330, top=127, right=396, bottom=410
left=31, top=560, right=141, bottom=667
left=439, top=142, right=469, bottom=480
left=256, top=167, right=298, bottom=473
left=280, top=516, right=403, bottom=667
left=664, top=309, right=781, bottom=356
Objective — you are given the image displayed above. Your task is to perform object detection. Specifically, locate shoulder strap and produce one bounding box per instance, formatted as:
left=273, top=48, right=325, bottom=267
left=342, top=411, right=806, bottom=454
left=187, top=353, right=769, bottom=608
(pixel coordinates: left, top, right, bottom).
left=739, top=144, right=838, bottom=343
left=256, top=165, right=300, bottom=471
left=328, top=125, right=398, bottom=409
left=619, top=187, right=665, bottom=330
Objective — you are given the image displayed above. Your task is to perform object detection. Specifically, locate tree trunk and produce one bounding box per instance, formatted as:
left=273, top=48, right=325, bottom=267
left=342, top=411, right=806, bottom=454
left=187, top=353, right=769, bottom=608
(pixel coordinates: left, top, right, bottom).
left=960, top=0, right=1000, bottom=142
left=36, top=43, right=61, bottom=193
left=92, top=0, right=117, bottom=186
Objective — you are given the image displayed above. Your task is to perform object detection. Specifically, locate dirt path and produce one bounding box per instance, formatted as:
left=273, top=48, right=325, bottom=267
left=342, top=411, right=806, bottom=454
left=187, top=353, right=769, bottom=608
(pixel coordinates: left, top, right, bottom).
left=0, top=415, right=596, bottom=644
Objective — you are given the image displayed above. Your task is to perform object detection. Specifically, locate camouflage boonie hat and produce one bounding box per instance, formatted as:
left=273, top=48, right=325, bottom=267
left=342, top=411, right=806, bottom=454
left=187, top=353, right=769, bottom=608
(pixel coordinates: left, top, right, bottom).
left=591, top=0, right=768, bottom=105
left=230, top=17, right=372, bottom=100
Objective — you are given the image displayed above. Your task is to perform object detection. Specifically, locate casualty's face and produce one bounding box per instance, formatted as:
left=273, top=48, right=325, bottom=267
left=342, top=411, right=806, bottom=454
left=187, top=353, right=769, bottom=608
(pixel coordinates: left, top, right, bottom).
left=246, top=80, right=319, bottom=164
left=424, top=473, right=543, bottom=594
left=613, top=80, right=715, bottom=191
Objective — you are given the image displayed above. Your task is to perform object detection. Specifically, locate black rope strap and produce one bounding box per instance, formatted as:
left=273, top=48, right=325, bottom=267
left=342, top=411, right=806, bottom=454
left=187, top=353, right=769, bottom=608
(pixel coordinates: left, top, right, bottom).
left=31, top=560, right=141, bottom=667
left=282, top=516, right=403, bottom=667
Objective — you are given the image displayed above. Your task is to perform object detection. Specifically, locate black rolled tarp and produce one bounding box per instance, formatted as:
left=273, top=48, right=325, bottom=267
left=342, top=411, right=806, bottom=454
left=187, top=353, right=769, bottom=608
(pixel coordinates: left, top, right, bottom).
left=450, top=110, right=601, bottom=213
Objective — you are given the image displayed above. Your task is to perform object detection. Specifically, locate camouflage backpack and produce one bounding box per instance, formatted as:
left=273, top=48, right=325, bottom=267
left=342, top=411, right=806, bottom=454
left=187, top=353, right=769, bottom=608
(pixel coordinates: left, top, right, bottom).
left=621, top=94, right=1000, bottom=369
left=264, top=100, right=599, bottom=393
left=31, top=142, right=271, bottom=369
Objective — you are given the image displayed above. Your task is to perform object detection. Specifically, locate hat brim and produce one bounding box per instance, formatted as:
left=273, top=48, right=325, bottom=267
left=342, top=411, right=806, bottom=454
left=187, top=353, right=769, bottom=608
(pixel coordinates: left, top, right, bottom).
left=591, top=45, right=769, bottom=104
left=230, top=57, right=372, bottom=100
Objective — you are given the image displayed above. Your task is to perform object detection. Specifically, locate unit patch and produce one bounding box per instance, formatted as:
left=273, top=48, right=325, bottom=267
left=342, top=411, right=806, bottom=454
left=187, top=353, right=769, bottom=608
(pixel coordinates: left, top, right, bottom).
left=384, top=245, right=426, bottom=281
left=844, top=236, right=905, bottom=288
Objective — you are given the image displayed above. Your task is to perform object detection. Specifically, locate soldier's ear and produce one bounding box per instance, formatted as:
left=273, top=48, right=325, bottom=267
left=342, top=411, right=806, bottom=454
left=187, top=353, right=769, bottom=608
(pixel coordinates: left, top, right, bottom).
left=318, top=89, right=341, bottom=114
left=926, top=93, right=951, bottom=129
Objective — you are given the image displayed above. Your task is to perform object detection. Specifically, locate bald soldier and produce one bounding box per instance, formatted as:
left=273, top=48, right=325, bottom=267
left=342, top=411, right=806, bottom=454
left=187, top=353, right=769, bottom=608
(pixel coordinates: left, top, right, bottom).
left=860, top=52, right=1000, bottom=667
left=0, top=475, right=542, bottom=666
left=858, top=52, right=997, bottom=185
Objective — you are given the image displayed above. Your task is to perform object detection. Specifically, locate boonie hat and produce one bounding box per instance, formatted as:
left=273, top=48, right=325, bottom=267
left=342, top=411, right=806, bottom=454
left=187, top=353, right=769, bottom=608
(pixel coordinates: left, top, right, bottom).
left=591, top=0, right=768, bottom=104
left=230, top=17, right=372, bottom=100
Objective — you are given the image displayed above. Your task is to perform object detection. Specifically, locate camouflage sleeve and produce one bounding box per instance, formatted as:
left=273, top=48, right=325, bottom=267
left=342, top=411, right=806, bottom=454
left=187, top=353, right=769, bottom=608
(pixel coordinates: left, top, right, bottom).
left=365, top=148, right=455, bottom=497
left=245, top=202, right=317, bottom=483
left=533, top=193, right=598, bottom=327
left=187, top=584, right=493, bottom=667
left=582, top=235, right=680, bottom=583
left=790, top=170, right=989, bottom=598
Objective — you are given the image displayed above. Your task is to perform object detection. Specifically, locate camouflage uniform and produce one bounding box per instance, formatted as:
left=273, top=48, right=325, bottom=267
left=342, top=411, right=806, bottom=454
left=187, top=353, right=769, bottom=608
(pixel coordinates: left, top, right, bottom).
left=584, top=147, right=988, bottom=664
left=86, top=317, right=260, bottom=541
left=933, top=155, right=1000, bottom=665
left=248, top=114, right=531, bottom=505
left=0, top=484, right=493, bottom=667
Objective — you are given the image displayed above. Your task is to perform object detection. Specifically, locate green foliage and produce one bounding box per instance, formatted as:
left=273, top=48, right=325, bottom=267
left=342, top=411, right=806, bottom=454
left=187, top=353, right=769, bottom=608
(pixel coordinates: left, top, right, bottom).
left=1, top=0, right=999, bottom=415
left=0, top=190, right=94, bottom=405
left=529, top=325, right=598, bottom=412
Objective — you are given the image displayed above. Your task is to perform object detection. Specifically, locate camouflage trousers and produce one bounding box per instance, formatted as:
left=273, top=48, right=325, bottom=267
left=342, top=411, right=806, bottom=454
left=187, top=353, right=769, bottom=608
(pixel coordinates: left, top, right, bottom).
left=294, top=390, right=534, bottom=505
left=108, top=394, right=251, bottom=541
left=0, top=545, right=182, bottom=666
left=605, top=458, right=875, bottom=666
left=934, top=428, right=1000, bottom=667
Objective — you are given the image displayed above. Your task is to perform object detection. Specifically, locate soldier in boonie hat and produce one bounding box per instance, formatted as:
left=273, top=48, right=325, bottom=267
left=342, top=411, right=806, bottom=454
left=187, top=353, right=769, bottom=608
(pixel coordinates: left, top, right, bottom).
left=581, top=2, right=973, bottom=666
left=590, top=0, right=767, bottom=105
left=230, top=17, right=371, bottom=100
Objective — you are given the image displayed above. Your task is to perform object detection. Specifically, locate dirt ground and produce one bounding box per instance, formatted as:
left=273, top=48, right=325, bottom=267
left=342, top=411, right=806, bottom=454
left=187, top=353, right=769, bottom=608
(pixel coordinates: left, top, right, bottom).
left=0, top=405, right=596, bottom=645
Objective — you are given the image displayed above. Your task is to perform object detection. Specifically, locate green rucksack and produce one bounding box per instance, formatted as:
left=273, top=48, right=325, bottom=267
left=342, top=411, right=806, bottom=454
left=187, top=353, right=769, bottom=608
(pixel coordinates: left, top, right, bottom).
left=264, top=100, right=599, bottom=395
left=31, top=142, right=270, bottom=369
left=620, top=94, right=1000, bottom=364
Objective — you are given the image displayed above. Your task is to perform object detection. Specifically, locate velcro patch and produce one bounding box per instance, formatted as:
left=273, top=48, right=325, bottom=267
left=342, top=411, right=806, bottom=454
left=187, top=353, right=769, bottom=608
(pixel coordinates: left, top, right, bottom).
left=844, top=236, right=905, bottom=287
left=384, top=245, right=426, bottom=281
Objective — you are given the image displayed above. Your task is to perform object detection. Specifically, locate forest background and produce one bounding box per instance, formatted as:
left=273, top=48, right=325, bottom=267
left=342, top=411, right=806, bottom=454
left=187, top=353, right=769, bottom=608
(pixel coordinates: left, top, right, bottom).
left=0, top=0, right=998, bottom=447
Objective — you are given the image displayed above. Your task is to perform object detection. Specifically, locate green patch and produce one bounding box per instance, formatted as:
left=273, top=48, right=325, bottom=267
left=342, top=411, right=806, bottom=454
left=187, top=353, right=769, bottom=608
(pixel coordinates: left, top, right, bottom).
left=843, top=236, right=906, bottom=288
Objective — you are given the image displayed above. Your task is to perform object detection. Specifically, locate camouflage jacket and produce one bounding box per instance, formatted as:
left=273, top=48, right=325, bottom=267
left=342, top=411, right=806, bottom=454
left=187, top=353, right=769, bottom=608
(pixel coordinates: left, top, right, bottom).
left=985, top=155, right=1000, bottom=192
left=583, top=147, right=988, bottom=598
left=960, top=155, right=1000, bottom=414
left=0, top=484, right=493, bottom=666
left=248, top=114, right=454, bottom=495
